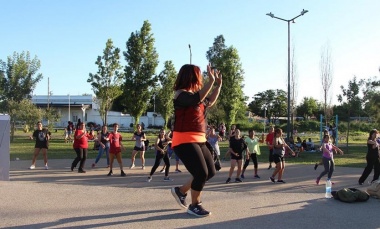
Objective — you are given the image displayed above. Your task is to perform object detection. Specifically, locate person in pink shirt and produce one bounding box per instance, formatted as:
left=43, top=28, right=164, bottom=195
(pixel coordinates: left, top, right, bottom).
left=71, top=122, right=89, bottom=173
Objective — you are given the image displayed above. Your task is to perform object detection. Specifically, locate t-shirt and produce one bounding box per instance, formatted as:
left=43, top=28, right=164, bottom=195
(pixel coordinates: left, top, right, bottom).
left=109, top=132, right=122, bottom=153
left=229, top=137, right=247, bottom=156
left=134, top=132, right=145, bottom=148
left=265, top=132, right=274, bottom=149
left=244, top=136, right=261, bottom=155
left=322, top=143, right=333, bottom=159
left=33, top=129, right=51, bottom=149
left=73, top=129, right=88, bottom=149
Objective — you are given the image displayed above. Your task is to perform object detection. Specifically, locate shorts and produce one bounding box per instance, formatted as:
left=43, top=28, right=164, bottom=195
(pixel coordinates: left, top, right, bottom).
left=133, top=146, right=145, bottom=151
left=230, top=153, right=242, bottom=161
left=273, top=154, right=284, bottom=164
left=110, top=147, right=121, bottom=154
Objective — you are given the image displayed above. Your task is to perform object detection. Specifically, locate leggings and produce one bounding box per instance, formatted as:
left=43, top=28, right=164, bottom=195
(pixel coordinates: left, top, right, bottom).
left=243, top=153, right=258, bottom=170
left=268, top=149, right=274, bottom=163
left=150, top=152, right=170, bottom=176
left=174, top=142, right=216, bottom=191
left=72, top=148, right=88, bottom=170
left=359, top=154, right=380, bottom=184
left=318, top=157, right=334, bottom=180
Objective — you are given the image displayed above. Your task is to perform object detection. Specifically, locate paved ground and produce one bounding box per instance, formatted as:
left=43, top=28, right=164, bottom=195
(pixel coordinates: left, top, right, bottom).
left=1, top=158, right=380, bottom=229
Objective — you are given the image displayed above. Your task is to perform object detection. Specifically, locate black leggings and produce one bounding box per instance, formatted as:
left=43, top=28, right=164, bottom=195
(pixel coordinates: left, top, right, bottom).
left=150, top=152, right=170, bottom=176
left=318, top=157, right=334, bottom=180
left=268, top=149, right=274, bottom=163
left=243, top=153, right=258, bottom=170
left=72, top=148, right=88, bottom=170
left=174, top=143, right=216, bottom=191
left=359, top=154, right=380, bottom=183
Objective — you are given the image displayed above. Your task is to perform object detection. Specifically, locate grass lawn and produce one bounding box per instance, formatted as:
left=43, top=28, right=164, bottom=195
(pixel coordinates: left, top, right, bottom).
left=10, top=130, right=368, bottom=168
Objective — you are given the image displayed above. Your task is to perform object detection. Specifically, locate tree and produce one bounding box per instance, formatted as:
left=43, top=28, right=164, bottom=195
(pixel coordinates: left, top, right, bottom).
left=8, top=99, right=43, bottom=142
left=155, top=61, right=176, bottom=128
left=248, top=89, right=287, bottom=123
left=123, top=20, right=159, bottom=126
left=320, top=43, right=333, bottom=125
left=88, top=39, right=123, bottom=125
left=296, top=97, right=320, bottom=120
left=0, top=51, right=43, bottom=112
left=206, top=35, right=246, bottom=129
left=338, top=76, right=363, bottom=152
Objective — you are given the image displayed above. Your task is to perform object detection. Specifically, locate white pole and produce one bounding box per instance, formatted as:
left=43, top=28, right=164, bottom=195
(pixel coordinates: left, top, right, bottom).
left=68, top=94, right=70, bottom=122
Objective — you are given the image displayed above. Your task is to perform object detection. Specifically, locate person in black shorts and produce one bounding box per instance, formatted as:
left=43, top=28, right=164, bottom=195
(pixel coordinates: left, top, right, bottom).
left=226, top=129, right=247, bottom=183
left=29, top=121, right=51, bottom=170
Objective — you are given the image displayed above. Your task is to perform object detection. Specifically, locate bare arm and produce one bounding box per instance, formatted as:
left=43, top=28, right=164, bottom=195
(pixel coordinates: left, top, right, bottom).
left=198, top=64, right=217, bottom=103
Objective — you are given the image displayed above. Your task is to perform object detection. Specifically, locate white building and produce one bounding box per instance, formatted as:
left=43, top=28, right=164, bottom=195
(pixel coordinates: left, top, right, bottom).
left=31, top=95, right=165, bottom=129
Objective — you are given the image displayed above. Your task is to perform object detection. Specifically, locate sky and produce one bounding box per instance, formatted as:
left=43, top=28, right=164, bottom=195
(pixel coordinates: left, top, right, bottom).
left=1, top=0, right=379, bottom=106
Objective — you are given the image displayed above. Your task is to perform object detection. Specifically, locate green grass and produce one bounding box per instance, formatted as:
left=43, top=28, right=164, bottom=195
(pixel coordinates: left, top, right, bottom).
left=10, top=130, right=368, bottom=168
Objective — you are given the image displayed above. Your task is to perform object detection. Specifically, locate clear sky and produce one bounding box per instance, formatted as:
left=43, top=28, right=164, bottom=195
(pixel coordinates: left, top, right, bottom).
left=1, top=0, right=379, bottom=105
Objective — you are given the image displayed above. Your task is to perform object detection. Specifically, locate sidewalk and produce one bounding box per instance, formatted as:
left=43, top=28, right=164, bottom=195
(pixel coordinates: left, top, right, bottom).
left=1, top=159, right=380, bottom=229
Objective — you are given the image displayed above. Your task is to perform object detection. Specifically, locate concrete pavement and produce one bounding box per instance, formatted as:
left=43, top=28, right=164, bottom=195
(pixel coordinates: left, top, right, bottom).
left=1, top=158, right=380, bottom=229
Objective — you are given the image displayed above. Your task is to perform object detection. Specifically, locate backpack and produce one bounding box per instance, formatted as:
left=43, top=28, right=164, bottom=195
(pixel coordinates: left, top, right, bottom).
left=367, top=180, right=380, bottom=198
left=332, top=188, right=370, bottom=203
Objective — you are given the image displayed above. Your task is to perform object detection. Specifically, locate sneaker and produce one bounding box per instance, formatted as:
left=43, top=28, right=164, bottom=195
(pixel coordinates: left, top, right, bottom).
left=147, top=177, right=152, bottom=182
left=78, top=169, right=86, bottom=173
left=240, top=174, right=245, bottom=179
left=171, top=187, right=188, bottom=209
left=254, top=174, right=260, bottom=179
left=92, top=163, right=96, bottom=168
left=314, top=163, right=318, bottom=170
left=130, top=164, right=135, bottom=169
left=277, top=180, right=286, bottom=183
left=107, top=170, right=113, bottom=176
left=267, top=165, right=272, bottom=170
left=70, top=164, right=75, bottom=171
left=226, top=178, right=231, bottom=184
left=142, top=165, right=145, bottom=170
left=160, top=169, right=165, bottom=173
left=44, top=165, right=49, bottom=170
left=235, top=178, right=243, bottom=183
left=29, top=165, right=35, bottom=170
left=164, top=177, right=173, bottom=182
left=175, top=169, right=182, bottom=173
left=121, top=170, right=126, bottom=177
left=359, top=181, right=364, bottom=185
left=269, top=176, right=275, bottom=183
left=187, top=203, right=211, bottom=217
left=316, top=177, right=320, bottom=185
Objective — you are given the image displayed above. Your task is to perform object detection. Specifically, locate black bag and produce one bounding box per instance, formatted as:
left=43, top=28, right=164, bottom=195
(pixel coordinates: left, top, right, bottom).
left=332, top=188, right=370, bottom=203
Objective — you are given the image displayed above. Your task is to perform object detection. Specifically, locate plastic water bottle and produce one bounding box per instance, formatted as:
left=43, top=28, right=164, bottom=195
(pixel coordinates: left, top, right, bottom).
left=325, top=179, right=332, bottom=198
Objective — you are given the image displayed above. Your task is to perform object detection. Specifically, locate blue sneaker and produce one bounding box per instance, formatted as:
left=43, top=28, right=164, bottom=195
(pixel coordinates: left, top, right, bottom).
left=171, top=187, right=188, bottom=209
left=187, top=203, right=211, bottom=217
left=240, top=174, right=245, bottom=179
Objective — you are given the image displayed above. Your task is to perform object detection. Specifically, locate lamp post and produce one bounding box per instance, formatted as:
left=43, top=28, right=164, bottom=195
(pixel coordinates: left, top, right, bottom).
left=188, top=44, right=192, bottom=64
left=81, top=104, right=89, bottom=122
left=266, top=9, right=308, bottom=140
left=264, top=106, right=267, bottom=133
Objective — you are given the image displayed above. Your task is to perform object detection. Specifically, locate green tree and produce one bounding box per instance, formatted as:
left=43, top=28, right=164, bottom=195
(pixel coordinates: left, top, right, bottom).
left=123, top=20, right=159, bottom=126
left=155, top=61, right=176, bottom=128
left=296, top=97, right=320, bottom=120
left=248, top=89, right=287, bottom=123
left=88, top=39, right=123, bottom=125
left=206, top=35, right=246, bottom=129
left=8, top=99, right=43, bottom=141
left=0, top=51, right=43, bottom=112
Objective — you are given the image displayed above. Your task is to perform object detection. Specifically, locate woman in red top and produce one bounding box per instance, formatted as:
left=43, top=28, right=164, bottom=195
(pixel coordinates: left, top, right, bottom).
left=170, top=63, right=222, bottom=217
left=107, top=123, right=126, bottom=177
left=71, top=122, right=89, bottom=173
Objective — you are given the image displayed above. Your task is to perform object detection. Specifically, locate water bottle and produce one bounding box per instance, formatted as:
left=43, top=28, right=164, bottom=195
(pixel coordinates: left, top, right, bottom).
left=325, top=179, right=332, bottom=198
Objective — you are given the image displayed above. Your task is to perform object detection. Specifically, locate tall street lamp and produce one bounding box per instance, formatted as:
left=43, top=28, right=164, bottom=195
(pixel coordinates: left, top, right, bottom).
left=188, top=44, right=192, bottom=64
left=266, top=9, right=308, bottom=140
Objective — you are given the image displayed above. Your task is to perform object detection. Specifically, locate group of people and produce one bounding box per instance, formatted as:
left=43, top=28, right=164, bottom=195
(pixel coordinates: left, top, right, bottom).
left=27, top=63, right=380, bottom=219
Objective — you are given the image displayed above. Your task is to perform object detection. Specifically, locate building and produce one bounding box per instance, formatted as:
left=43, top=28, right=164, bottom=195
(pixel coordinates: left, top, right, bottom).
left=31, top=95, right=165, bottom=129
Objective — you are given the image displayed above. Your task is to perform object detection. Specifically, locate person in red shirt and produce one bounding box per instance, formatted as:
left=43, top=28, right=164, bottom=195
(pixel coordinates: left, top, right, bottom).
left=107, top=123, right=126, bottom=177
left=71, top=122, right=89, bottom=173
left=265, top=126, right=275, bottom=169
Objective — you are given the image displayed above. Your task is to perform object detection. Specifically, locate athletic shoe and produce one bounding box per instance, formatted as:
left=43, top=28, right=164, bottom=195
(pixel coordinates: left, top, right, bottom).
left=226, top=178, right=231, bottom=184
left=235, top=178, right=243, bottom=183
left=70, top=165, right=75, bottom=171
left=267, top=165, right=272, bottom=170
left=277, top=180, right=286, bottom=183
left=29, top=165, right=35, bottom=170
left=130, top=164, right=135, bottom=169
left=78, top=169, right=86, bottom=173
left=147, top=177, right=152, bottom=182
left=142, top=165, right=145, bottom=170
left=160, top=169, right=165, bottom=173
left=107, top=170, right=113, bottom=176
left=254, top=174, right=260, bottom=179
left=359, top=181, right=363, bottom=185
left=269, top=176, right=275, bottom=183
left=175, top=169, right=182, bottom=173
left=121, top=170, right=126, bottom=177
left=92, top=163, right=96, bottom=168
left=316, top=177, right=320, bottom=185
left=171, top=187, right=188, bottom=209
left=240, top=174, right=245, bottom=179
left=314, top=163, right=318, bottom=170
left=45, top=165, right=49, bottom=170
left=187, top=203, right=211, bottom=217
left=164, top=177, right=173, bottom=182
